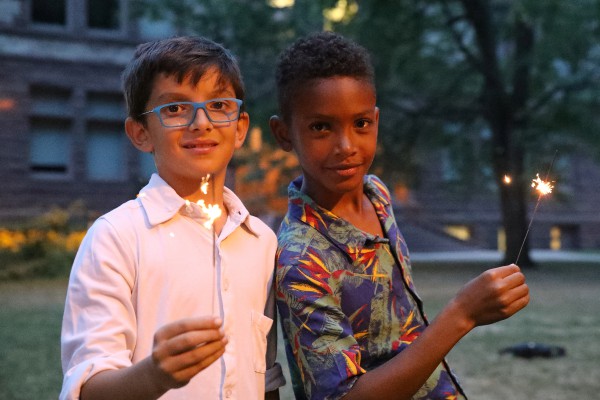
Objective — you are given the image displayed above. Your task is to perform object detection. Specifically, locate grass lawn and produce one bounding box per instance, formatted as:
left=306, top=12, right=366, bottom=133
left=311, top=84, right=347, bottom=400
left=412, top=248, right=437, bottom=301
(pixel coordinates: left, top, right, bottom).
left=411, top=260, right=600, bottom=400
left=1, top=260, right=598, bottom=399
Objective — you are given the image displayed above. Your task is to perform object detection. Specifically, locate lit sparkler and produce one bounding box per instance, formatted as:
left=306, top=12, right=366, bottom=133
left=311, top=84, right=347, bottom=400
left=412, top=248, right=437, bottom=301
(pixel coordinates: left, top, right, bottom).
left=185, top=174, right=223, bottom=229
left=185, top=174, right=221, bottom=314
left=514, top=152, right=557, bottom=264
left=531, top=173, right=553, bottom=195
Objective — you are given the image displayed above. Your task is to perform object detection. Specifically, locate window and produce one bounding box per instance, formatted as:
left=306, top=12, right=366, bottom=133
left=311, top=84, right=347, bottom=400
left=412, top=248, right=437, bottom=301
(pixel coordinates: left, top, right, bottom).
left=29, top=85, right=73, bottom=176
left=85, top=91, right=126, bottom=181
left=30, top=85, right=71, bottom=116
left=86, top=121, right=126, bottom=181
left=29, top=118, right=72, bottom=174
left=30, top=0, right=126, bottom=34
left=32, top=0, right=66, bottom=25
left=86, top=91, right=124, bottom=120
left=88, top=0, right=120, bottom=29
left=444, top=225, right=471, bottom=241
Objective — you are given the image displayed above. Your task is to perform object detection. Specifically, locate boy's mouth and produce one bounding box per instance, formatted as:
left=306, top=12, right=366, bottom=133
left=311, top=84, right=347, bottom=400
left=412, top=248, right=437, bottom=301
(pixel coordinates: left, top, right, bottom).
left=182, top=140, right=218, bottom=149
left=329, top=163, right=361, bottom=177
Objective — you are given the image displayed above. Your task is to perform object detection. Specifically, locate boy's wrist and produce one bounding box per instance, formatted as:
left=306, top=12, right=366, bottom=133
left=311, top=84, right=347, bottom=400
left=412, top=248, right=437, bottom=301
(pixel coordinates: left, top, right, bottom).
left=439, top=298, right=476, bottom=336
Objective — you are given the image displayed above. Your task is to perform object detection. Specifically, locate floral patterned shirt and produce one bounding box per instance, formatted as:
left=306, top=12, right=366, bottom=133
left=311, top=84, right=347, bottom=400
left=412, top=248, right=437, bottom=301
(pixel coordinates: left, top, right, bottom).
left=276, top=175, right=466, bottom=400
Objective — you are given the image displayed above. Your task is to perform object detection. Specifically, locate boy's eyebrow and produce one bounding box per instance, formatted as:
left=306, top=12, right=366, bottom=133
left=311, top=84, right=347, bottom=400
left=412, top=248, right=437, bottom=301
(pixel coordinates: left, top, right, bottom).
left=153, top=89, right=236, bottom=104
left=305, top=108, right=377, bottom=119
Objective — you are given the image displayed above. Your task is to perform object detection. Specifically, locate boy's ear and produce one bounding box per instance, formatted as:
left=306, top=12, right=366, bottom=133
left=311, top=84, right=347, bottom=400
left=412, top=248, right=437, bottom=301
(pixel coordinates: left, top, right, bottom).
left=234, top=111, right=250, bottom=149
left=125, top=117, right=154, bottom=153
left=269, top=115, right=293, bottom=152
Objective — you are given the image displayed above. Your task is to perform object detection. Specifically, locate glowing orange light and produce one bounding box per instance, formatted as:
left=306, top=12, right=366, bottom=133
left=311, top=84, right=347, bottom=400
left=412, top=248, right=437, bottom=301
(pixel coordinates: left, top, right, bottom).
left=0, top=98, right=16, bottom=111
left=531, top=173, right=553, bottom=196
left=503, top=175, right=512, bottom=184
left=186, top=174, right=222, bottom=229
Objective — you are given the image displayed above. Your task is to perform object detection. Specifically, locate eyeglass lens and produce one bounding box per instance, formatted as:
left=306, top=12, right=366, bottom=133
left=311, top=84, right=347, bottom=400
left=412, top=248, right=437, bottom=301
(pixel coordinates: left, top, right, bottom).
left=159, top=99, right=240, bottom=126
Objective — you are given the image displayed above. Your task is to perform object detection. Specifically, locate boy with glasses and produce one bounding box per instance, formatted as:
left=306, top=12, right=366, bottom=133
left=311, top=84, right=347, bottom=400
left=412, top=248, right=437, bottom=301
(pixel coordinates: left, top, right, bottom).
left=270, top=31, right=529, bottom=400
left=61, top=36, right=284, bottom=400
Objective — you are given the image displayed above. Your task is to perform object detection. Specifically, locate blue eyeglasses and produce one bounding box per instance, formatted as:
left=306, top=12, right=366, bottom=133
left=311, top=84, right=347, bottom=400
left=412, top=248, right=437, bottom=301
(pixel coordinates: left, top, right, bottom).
left=139, top=98, right=243, bottom=127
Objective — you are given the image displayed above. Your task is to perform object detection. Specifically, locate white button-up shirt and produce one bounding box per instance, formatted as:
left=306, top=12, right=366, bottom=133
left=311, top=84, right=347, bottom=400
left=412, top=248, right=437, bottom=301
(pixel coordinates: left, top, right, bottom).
left=61, top=174, right=284, bottom=399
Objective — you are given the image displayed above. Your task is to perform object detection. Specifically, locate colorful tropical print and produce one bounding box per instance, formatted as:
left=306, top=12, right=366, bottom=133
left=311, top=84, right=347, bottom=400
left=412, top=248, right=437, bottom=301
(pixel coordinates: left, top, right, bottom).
left=276, top=175, right=466, bottom=400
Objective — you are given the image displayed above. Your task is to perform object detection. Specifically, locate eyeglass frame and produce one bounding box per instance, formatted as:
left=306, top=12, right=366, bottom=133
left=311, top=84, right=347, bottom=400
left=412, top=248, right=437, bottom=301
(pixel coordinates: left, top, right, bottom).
left=138, top=98, right=244, bottom=127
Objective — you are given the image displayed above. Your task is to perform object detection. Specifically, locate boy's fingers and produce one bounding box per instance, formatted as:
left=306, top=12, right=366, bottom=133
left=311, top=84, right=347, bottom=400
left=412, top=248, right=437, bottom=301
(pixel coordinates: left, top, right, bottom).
left=155, top=316, right=222, bottom=342
left=494, top=264, right=521, bottom=278
left=166, top=328, right=225, bottom=356
left=501, top=269, right=527, bottom=289
left=169, top=344, right=227, bottom=385
left=161, top=336, right=227, bottom=374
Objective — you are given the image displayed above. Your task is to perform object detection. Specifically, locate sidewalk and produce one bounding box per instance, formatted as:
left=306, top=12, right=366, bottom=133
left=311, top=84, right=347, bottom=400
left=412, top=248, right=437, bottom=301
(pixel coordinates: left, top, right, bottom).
left=409, top=249, right=600, bottom=263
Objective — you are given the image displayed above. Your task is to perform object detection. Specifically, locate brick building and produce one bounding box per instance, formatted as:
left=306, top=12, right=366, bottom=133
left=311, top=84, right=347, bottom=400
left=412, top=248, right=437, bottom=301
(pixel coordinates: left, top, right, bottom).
left=0, top=0, right=162, bottom=220
left=1, top=0, right=599, bottom=251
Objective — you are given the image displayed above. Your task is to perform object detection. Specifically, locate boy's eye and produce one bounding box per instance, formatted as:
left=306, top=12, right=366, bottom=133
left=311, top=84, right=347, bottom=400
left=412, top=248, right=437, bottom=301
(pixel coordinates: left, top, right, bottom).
left=355, top=119, right=371, bottom=129
left=207, top=101, right=226, bottom=111
left=310, top=122, right=331, bottom=132
left=162, top=103, right=190, bottom=115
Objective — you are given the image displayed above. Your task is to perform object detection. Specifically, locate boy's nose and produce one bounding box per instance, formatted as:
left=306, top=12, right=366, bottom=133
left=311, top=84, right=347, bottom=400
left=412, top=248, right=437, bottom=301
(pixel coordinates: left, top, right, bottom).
left=335, top=130, right=356, bottom=155
left=189, top=107, right=212, bottom=130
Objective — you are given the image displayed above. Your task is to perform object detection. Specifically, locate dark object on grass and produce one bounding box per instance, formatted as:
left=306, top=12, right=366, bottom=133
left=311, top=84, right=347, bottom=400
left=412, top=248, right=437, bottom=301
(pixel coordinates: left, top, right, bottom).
left=499, top=342, right=566, bottom=359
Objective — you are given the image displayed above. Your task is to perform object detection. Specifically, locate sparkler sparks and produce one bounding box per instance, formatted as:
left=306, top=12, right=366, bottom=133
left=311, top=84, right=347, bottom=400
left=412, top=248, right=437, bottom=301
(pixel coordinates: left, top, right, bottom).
left=514, top=151, right=557, bottom=264
left=531, top=174, right=553, bottom=196
left=185, top=174, right=223, bottom=229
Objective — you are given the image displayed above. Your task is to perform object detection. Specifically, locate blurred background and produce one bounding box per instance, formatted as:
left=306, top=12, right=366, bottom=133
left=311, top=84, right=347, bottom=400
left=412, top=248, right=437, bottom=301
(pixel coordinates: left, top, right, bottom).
left=2, top=0, right=600, bottom=267
left=0, top=1, right=599, bottom=399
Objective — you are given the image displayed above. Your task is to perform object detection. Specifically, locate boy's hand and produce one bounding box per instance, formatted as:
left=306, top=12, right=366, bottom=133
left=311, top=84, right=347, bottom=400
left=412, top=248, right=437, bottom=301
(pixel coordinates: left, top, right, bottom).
left=452, top=264, right=530, bottom=330
left=150, top=316, right=227, bottom=391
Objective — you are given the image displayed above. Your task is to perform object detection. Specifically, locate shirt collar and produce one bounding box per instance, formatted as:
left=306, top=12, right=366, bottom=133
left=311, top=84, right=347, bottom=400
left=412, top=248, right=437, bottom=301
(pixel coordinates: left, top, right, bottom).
left=286, top=175, right=390, bottom=252
left=137, top=174, right=258, bottom=236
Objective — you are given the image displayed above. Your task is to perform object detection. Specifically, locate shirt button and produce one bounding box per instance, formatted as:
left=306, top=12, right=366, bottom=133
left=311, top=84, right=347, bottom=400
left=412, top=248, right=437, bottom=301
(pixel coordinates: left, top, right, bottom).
left=223, top=279, right=229, bottom=291
left=225, top=389, right=233, bottom=398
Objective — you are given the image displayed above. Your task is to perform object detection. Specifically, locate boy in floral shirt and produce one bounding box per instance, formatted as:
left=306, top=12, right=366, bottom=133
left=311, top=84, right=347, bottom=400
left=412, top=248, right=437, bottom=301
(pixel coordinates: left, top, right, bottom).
left=269, top=31, right=530, bottom=400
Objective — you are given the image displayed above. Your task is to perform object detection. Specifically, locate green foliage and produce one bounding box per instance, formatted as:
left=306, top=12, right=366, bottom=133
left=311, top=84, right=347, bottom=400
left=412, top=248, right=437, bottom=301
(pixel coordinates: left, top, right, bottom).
left=131, top=0, right=600, bottom=263
left=0, top=204, right=87, bottom=281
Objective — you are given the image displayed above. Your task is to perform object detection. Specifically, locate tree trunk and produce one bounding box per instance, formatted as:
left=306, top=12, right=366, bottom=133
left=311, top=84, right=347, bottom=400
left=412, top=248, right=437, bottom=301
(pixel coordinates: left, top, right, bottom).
left=460, top=0, right=535, bottom=267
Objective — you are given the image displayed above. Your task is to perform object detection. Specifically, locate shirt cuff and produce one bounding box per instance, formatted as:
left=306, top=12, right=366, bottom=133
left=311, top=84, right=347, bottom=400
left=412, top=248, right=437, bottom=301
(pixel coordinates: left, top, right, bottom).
left=265, top=362, right=286, bottom=392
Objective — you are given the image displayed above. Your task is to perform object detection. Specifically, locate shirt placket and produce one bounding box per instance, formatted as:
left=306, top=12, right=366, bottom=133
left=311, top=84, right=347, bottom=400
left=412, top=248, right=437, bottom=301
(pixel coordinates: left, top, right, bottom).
left=216, top=234, right=238, bottom=399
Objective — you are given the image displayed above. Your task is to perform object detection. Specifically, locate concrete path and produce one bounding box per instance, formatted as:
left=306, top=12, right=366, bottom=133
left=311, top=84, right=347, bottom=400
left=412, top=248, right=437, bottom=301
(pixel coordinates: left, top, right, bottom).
left=410, top=249, right=600, bottom=263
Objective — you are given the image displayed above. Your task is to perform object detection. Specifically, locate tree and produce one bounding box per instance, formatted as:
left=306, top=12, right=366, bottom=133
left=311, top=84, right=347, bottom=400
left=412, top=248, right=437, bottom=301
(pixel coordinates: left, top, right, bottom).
left=133, top=0, right=600, bottom=266
left=336, top=0, right=600, bottom=266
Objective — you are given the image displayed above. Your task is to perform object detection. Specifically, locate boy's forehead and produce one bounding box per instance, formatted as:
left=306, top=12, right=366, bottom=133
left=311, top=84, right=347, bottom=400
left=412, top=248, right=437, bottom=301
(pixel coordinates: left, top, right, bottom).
left=289, top=77, right=376, bottom=113
left=150, top=70, right=235, bottom=99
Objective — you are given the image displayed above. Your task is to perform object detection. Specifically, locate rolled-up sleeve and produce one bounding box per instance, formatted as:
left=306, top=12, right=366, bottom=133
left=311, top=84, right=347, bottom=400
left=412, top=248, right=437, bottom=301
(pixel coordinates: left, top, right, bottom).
left=60, top=218, right=137, bottom=400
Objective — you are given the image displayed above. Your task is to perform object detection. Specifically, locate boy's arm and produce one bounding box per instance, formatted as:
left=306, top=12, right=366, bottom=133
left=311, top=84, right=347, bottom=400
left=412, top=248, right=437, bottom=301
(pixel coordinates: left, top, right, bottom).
left=80, top=317, right=227, bottom=400
left=343, top=264, right=529, bottom=400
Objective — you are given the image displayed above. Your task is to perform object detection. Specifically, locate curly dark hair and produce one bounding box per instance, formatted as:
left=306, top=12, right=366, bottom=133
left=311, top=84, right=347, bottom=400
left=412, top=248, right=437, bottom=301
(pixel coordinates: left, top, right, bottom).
left=122, top=36, right=245, bottom=123
left=275, top=31, right=375, bottom=121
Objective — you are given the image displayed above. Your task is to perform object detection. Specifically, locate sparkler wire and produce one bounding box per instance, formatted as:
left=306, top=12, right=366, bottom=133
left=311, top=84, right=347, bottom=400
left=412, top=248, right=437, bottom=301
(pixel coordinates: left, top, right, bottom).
left=211, top=174, right=217, bottom=315
left=514, top=150, right=558, bottom=265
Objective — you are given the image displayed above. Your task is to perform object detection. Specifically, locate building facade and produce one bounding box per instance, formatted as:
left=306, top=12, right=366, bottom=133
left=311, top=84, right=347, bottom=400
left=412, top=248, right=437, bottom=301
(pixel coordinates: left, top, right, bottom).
left=0, top=0, right=162, bottom=220
left=1, top=0, right=599, bottom=252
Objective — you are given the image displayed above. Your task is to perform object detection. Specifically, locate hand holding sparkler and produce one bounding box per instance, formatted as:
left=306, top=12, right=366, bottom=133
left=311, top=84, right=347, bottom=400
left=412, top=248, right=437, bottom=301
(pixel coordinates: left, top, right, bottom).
left=148, top=316, right=227, bottom=391
left=448, top=264, right=530, bottom=329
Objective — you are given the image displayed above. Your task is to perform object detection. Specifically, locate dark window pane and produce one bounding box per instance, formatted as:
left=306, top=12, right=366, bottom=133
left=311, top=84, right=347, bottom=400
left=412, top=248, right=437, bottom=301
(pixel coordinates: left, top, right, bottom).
left=29, top=118, right=72, bottom=175
left=32, top=0, right=66, bottom=25
left=88, top=0, right=120, bottom=29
